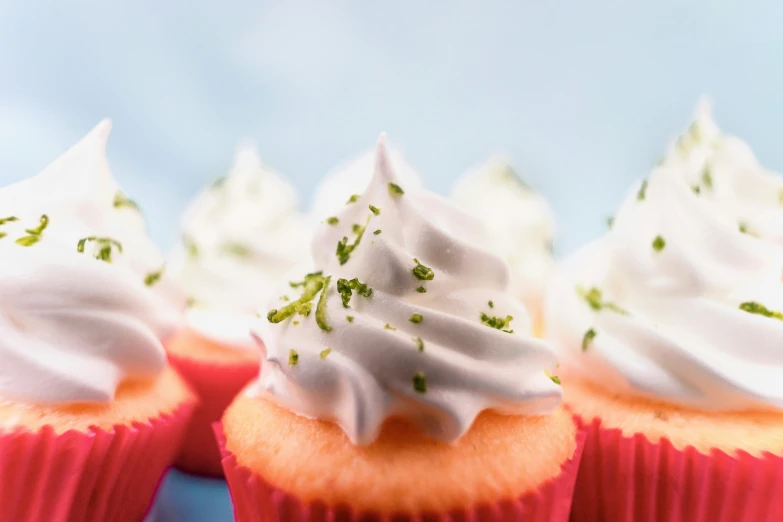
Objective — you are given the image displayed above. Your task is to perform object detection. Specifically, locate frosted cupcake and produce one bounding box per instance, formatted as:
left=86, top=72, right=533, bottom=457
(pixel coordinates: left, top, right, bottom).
left=0, top=121, right=195, bottom=522
left=216, top=136, right=584, bottom=521
left=310, top=144, right=422, bottom=221
left=452, top=158, right=556, bottom=336
left=547, top=104, right=783, bottom=521
left=165, top=143, right=310, bottom=476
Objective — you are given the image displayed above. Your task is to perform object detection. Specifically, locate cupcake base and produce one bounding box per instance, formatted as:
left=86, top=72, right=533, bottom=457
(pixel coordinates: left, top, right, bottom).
left=0, top=397, right=194, bottom=522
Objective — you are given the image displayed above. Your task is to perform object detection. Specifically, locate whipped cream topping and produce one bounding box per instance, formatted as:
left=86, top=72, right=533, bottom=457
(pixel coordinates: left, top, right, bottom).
left=547, top=106, right=783, bottom=411
left=451, top=158, right=556, bottom=317
left=167, top=144, right=310, bottom=347
left=0, top=121, right=179, bottom=404
left=310, top=146, right=422, bottom=222
left=251, top=136, right=561, bottom=445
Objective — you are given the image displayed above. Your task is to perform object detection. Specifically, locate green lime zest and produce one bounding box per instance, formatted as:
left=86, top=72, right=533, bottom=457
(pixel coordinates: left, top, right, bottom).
left=336, top=217, right=369, bottom=265
left=144, top=265, right=165, bottom=287
left=346, top=315, right=355, bottom=322
left=637, top=180, right=648, bottom=201
left=315, top=275, right=333, bottom=332
left=412, top=258, right=434, bottom=281
left=413, top=372, right=427, bottom=394
left=416, top=286, right=427, bottom=293
left=409, top=313, right=423, bottom=324
left=113, top=191, right=140, bottom=211
left=415, top=337, right=424, bottom=352
left=182, top=234, right=199, bottom=258
left=16, top=214, right=49, bottom=247
left=385, top=324, right=396, bottom=331
left=480, top=312, right=514, bottom=333
left=288, top=349, right=299, bottom=366
left=211, top=176, right=227, bottom=190
left=326, top=216, right=339, bottom=225
left=652, top=235, right=666, bottom=252
left=221, top=242, right=253, bottom=258
left=702, top=165, right=713, bottom=190
left=545, top=369, right=561, bottom=385
left=369, top=204, right=381, bottom=215
left=77, top=236, right=123, bottom=262
left=0, top=215, right=18, bottom=238
left=293, top=320, right=300, bottom=326
left=692, top=185, right=701, bottom=195
left=347, top=194, right=360, bottom=204
left=582, top=328, right=596, bottom=352
left=739, top=301, right=783, bottom=321
left=488, top=300, right=494, bottom=308
left=336, top=277, right=373, bottom=308
left=577, top=286, right=627, bottom=314
left=388, top=183, right=405, bottom=196
left=320, top=348, right=332, bottom=359
left=269, top=271, right=326, bottom=322
left=607, top=216, right=614, bottom=228
left=373, top=229, right=382, bottom=235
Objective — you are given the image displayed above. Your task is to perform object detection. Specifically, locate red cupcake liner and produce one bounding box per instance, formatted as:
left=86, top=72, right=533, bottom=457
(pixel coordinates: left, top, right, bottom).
left=168, top=351, right=259, bottom=477
left=570, top=415, right=783, bottom=522
left=214, top=422, right=586, bottom=522
left=0, top=401, right=194, bottom=522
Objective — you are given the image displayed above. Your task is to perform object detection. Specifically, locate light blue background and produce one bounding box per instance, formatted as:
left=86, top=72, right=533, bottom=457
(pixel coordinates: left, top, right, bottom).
left=2, top=2, right=782, bottom=519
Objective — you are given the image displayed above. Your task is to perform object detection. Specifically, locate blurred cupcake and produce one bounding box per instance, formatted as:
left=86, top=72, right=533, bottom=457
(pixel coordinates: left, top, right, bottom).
left=216, top=136, right=584, bottom=521
left=310, top=144, right=422, bottom=221
left=0, top=121, right=195, bottom=522
left=452, top=158, right=556, bottom=335
left=165, top=143, right=310, bottom=476
left=547, top=103, right=783, bottom=521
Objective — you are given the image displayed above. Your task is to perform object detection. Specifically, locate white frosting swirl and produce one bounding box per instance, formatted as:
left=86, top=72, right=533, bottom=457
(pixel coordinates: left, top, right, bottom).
left=251, top=136, right=561, bottom=445
left=0, top=121, right=179, bottom=404
left=547, top=105, right=783, bottom=411
left=451, top=158, right=556, bottom=317
left=167, top=144, right=310, bottom=347
left=310, top=145, right=422, bottom=222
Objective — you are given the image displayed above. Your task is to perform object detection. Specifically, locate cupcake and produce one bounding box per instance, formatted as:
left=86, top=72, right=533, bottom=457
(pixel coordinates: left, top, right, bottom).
left=165, top=143, right=311, bottom=476
left=546, top=102, right=783, bottom=521
left=452, top=158, right=556, bottom=336
left=310, top=144, right=422, bottom=221
left=216, top=136, right=584, bottom=521
left=0, top=121, right=195, bottom=522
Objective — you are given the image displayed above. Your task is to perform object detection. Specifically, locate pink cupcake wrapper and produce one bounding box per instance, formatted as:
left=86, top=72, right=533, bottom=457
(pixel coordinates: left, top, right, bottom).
left=570, top=415, right=783, bottom=522
left=0, top=401, right=194, bottom=522
left=214, top=422, right=586, bottom=522
left=168, top=351, right=259, bottom=477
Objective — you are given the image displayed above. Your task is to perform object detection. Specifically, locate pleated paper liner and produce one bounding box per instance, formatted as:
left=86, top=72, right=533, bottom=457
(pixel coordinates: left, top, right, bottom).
left=0, top=401, right=194, bottom=522
left=214, top=422, right=586, bottom=522
left=168, top=351, right=259, bottom=477
left=570, top=415, right=783, bottom=522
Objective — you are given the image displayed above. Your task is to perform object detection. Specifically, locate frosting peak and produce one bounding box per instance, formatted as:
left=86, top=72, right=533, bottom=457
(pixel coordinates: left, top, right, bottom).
left=0, top=121, right=179, bottom=404
left=252, top=136, right=561, bottom=445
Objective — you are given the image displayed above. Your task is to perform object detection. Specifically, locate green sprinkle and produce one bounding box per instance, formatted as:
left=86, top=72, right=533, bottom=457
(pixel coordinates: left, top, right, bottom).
left=315, top=276, right=333, bottom=332
left=545, top=369, right=561, bottom=385
left=336, top=277, right=373, bottom=308
left=480, top=312, right=514, bottom=333
left=320, top=348, right=332, bottom=359
left=77, top=236, right=123, bottom=262
left=288, top=349, right=299, bottom=366
left=652, top=235, right=666, bottom=252
left=409, top=313, right=423, bottom=324
left=416, top=286, right=427, bottom=293
left=739, top=301, right=783, bottom=321
left=577, top=286, right=627, bottom=314
left=637, top=180, right=648, bottom=201
left=182, top=235, right=199, bottom=258
left=385, top=324, right=396, bottom=331
left=144, top=265, right=165, bottom=287
left=702, top=165, right=713, bottom=190
left=346, top=315, right=355, bottom=322
left=373, top=229, right=382, bottom=235
left=270, top=272, right=326, bottom=322
left=488, top=300, right=494, bottom=309
left=582, top=328, right=597, bottom=352
left=221, top=242, right=253, bottom=258
left=326, top=216, right=339, bottom=225
left=347, top=194, right=360, bottom=204
left=692, top=185, right=701, bottom=194
left=388, top=183, right=405, bottom=196
left=413, top=372, right=427, bottom=394
left=113, top=191, right=140, bottom=211
left=369, top=204, right=380, bottom=215
left=336, top=218, right=369, bottom=265
left=415, top=337, right=424, bottom=352
left=412, top=258, right=434, bottom=281
left=15, top=214, right=49, bottom=247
